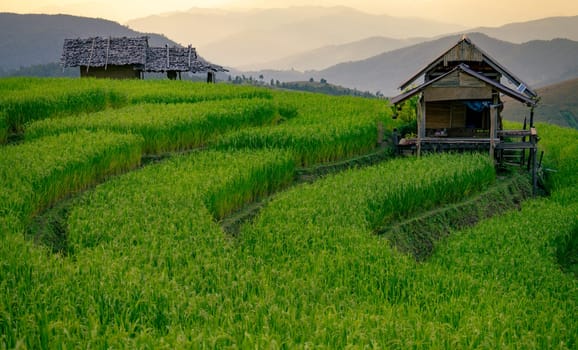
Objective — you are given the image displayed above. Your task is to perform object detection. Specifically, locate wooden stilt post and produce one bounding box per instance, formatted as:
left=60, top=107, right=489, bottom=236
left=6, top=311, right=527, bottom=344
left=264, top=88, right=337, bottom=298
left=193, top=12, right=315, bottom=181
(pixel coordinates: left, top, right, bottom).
left=530, top=106, right=536, bottom=189
left=521, top=117, right=527, bottom=165
left=417, top=95, right=425, bottom=157
left=532, top=146, right=538, bottom=196
left=392, top=128, right=399, bottom=154
left=489, top=105, right=497, bottom=161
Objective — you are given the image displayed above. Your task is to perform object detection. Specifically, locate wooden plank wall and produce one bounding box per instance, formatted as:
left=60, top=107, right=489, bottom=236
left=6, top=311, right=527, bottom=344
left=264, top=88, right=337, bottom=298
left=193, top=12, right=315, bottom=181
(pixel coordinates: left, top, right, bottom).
left=80, top=65, right=141, bottom=79
left=426, top=102, right=466, bottom=129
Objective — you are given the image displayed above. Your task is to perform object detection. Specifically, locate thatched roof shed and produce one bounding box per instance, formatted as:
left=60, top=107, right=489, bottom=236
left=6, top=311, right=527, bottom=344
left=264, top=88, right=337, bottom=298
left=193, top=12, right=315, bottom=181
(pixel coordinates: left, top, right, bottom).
left=62, top=36, right=148, bottom=69
left=146, top=46, right=196, bottom=72
left=61, top=36, right=227, bottom=79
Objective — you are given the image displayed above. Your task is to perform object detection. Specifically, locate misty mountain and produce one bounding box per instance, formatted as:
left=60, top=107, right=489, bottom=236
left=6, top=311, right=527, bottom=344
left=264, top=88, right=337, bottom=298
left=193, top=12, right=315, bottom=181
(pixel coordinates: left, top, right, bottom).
left=0, top=13, right=177, bottom=71
left=241, top=36, right=427, bottom=71
left=320, top=33, right=578, bottom=95
left=255, top=15, right=578, bottom=73
left=502, top=78, right=578, bottom=129
left=471, top=16, right=578, bottom=43
left=127, top=6, right=466, bottom=68
left=241, top=33, right=578, bottom=97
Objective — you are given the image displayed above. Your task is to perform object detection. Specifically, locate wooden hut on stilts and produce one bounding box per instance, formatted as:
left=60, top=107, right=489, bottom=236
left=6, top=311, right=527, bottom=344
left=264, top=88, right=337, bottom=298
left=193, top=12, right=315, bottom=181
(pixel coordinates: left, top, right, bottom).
left=390, top=36, right=541, bottom=193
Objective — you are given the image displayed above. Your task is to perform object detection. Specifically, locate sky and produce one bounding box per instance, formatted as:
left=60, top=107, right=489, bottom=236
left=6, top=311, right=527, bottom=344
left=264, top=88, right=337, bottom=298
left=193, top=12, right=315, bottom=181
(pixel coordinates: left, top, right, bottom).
left=2, top=0, right=578, bottom=27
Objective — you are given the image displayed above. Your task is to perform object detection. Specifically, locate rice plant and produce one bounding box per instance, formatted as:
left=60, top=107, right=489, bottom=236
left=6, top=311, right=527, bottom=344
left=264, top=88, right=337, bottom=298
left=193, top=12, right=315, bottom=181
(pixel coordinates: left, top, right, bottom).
left=1, top=79, right=576, bottom=348
left=216, top=93, right=395, bottom=165
left=535, top=123, right=578, bottom=203
left=26, top=99, right=278, bottom=154
left=0, top=78, right=126, bottom=133
left=0, top=130, right=143, bottom=232
left=0, top=78, right=272, bottom=136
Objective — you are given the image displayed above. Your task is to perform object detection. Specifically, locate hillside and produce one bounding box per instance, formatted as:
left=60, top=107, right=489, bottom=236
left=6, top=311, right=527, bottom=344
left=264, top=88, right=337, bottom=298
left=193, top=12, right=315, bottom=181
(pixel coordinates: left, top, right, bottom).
left=1, top=78, right=577, bottom=348
left=471, top=15, right=578, bottom=43
left=503, top=78, right=578, bottom=129
left=278, top=33, right=578, bottom=96
left=0, top=13, right=177, bottom=71
left=127, top=6, right=466, bottom=67
left=257, top=15, right=578, bottom=72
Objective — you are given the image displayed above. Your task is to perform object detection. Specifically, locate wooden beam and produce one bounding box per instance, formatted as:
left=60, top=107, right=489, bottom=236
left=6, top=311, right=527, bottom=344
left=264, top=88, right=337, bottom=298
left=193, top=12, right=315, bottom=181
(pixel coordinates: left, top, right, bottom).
left=424, top=86, right=492, bottom=102
left=498, top=130, right=532, bottom=137
left=495, top=142, right=536, bottom=150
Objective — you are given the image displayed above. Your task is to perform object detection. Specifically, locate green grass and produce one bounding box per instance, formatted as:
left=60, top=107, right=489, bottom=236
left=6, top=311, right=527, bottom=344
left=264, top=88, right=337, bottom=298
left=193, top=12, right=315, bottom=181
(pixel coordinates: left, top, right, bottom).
left=0, top=78, right=273, bottom=139
left=1, top=149, right=295, bottom=348
left=0, top=78, right=126, bottom=134
left=26, top=99, right=279, bottom=154
left=0, top=130, right=143, bottom=233
left=536, top=123, right=578, bottom=203
left=216, top=93, right=396, bottom=166
left=0, top=78, right=576, bottom=348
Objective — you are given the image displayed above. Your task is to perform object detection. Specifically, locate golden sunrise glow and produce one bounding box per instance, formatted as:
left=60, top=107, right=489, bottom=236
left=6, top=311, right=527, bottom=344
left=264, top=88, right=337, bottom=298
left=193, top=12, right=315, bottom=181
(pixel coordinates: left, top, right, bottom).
left=2, top=0, right=578, bottom=26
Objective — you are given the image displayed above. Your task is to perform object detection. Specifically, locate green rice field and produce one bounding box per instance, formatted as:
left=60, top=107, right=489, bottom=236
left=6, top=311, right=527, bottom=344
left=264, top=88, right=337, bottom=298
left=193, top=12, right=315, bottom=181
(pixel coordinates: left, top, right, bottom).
left=0, top=78, right=576, bottom=348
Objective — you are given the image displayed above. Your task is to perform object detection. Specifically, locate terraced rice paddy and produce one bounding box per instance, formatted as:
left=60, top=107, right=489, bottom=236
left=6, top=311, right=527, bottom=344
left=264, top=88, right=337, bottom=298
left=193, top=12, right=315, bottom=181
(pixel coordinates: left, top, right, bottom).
left=0, top=78, right=576, bottom=348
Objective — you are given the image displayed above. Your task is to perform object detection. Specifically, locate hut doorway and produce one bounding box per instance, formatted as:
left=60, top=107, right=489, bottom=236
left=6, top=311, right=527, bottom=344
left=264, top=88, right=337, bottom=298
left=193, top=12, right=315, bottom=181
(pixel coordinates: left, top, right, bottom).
left=465, top=101, right=491, bottom=130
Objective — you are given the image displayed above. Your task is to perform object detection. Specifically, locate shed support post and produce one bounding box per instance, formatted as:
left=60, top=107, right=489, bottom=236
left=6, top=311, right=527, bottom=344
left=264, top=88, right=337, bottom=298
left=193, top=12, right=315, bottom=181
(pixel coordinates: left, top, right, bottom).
left=417, top=95, right=425, bottom=157
left=489, top=105, right=497, bottom=160
left=392, top=128, right=399, bottom=154
left=531, top=128, right=538, bottom=196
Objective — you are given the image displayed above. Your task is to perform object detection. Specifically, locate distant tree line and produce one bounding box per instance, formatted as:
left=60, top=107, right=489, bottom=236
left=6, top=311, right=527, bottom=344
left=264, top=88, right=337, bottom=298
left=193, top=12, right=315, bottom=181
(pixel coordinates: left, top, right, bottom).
left=0, top=63, right=78, bottom=78
left=228, top=75, right=381, bottom=98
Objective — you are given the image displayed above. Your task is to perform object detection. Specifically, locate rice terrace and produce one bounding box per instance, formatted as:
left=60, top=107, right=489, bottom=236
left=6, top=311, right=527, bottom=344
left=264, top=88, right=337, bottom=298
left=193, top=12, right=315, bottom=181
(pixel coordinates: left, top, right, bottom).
left=1, top=42, right=578, bottom=348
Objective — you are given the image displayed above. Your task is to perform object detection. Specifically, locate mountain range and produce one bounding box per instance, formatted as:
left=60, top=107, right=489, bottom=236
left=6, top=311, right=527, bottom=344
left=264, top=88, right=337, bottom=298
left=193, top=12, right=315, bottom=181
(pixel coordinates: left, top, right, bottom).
left=502, top=78, right=578, bottom=129
left=126, top=8, right=578, bottom=70
left=467, top=16, right=578, bottom=43
left=0, top=13, right=176, bottom=71
left=126, top=7, right=467, bottom=68
left=236, top=32, right=578, bottom=97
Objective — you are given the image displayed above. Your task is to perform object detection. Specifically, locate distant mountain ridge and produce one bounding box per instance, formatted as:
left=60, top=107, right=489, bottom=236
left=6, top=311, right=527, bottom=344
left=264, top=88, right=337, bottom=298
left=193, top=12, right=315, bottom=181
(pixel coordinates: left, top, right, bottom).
left=241, top=36, right=428, bottom=71
left=127, top=6, right=467, bottom=67
left=238, top=33, right=578, bottom=97
left=250, top=15, right=578, bottom=72
left=471, top=16, right=578, bottom=43
left=503, top=78, right=578, bottom=129
left=0, top=13, right=177, bottom=71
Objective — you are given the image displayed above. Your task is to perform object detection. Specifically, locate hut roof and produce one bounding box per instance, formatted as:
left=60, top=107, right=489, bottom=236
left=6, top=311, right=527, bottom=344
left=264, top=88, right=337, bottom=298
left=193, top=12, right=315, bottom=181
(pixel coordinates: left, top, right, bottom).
left=399, top=37, right=537, bottom=98
left=145, top=46, right=197, bottom=72
left=62, top=36, right=228, bottom=73
left=62, top=36, right=148, bottom=68
left=391, top=63, right=536, bottom=107
left=194, top=56, right=228, bottom=73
